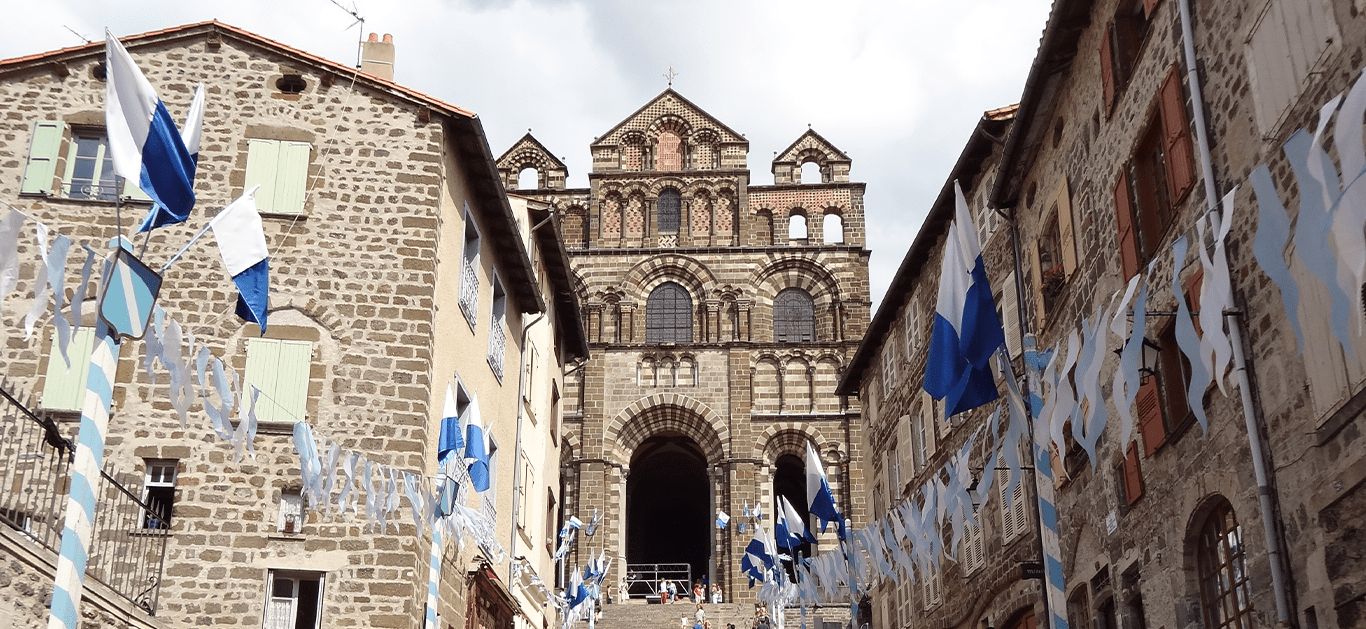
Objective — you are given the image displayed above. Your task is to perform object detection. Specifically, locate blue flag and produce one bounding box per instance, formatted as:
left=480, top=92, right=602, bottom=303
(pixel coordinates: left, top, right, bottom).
left=924, top=180, right=1004, bottom=416
left=804, top=442, right=843, bottom=538
left=437, top=383, right=464, bottom=462
left=464, top=392, right=490, bottom=492
left=138, top=84, right=205, bottom=232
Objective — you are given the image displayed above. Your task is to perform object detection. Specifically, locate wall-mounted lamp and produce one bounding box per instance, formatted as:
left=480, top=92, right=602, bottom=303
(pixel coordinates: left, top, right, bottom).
left=968, top=476, right=983, bottom=512
left=1113, top=337, right=1162, bottom=378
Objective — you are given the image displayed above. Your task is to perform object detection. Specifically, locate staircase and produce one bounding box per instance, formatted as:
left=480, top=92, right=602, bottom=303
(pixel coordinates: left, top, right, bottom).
left=592, top=601, right=850, bottom=629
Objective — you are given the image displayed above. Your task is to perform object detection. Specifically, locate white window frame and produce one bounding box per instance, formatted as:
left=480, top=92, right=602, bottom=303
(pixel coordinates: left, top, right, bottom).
left=487, top=272, right=507, bottom=382
left=277, top=490, right=304, bottom=534
left=459, top=203, right=482, bottom=328
left=142, top=459, right=177, bottom=530
left=881, top=338, right=899, bottom=393
left=263, top=570, right=325, bottom=629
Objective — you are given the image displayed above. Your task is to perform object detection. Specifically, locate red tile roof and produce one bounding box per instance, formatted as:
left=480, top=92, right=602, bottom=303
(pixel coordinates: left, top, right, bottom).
left=0, top=20, right=478, bottom=120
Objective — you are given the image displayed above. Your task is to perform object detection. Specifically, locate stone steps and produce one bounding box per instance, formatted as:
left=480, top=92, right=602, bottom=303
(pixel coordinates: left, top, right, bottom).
left=589, top=601, right=850, bottom=629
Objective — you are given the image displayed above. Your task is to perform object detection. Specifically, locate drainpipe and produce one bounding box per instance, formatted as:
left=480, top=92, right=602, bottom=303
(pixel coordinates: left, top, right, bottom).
left=1177, top=0, right=1291, bottom=625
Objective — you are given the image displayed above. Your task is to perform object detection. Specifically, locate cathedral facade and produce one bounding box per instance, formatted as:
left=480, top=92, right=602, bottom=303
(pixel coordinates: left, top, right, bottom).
left=496, top=90, right=871, bottom=600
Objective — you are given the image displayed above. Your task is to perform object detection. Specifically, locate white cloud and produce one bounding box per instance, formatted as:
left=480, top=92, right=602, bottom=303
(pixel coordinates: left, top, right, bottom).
left=0, top=0, right=1052, bottom=310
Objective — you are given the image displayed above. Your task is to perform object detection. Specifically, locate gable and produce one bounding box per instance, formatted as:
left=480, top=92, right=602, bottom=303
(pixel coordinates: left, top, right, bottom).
left=590, top=89, right=748, bottom=148
left=774, top=129, right=851, bottom=165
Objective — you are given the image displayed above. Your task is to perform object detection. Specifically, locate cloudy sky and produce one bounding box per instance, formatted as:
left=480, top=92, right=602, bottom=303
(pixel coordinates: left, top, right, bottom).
left=0, top=0, right=1053, bottom=310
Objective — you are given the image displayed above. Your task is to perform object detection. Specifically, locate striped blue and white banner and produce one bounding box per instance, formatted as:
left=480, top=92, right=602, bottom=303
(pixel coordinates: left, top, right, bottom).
left=1024, top=335, right=1068, bottom=629
left=48, top=324, right=119, bottom=629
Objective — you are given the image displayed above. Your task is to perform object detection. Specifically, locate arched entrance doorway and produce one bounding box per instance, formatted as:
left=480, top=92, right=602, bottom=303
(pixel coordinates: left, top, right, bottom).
left=772, top=453, right=812, bottom=570
left=626, top=435, right=710, bottom=584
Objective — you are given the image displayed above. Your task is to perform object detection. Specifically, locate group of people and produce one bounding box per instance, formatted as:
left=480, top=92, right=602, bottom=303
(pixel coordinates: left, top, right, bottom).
left=655, top=579, right=722, bottom=605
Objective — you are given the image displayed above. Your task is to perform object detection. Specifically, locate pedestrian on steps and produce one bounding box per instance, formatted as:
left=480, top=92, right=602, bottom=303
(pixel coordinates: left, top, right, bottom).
left=668, top=580, right=679, bottom=603
left=695, top=603, right=706, bottom=626
left=693, top=581, right=704, bottom=604
left=710, top=584, right=722, bottom=604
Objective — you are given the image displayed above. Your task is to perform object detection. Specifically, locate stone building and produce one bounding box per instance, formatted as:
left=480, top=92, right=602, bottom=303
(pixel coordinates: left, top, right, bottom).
left=846, top=0, right=1366, bottom=629
left=0, top=21, right=585, bottom=629
left=496, top=90, right=871, bottom=601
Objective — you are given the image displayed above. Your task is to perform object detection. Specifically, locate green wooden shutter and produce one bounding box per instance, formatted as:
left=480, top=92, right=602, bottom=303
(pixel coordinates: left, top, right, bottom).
left=41, top=328, right=96, bottom=411
left=274, top=340, right=312, bottom=421
left=244, top=139, right=281, bottom=213
left=22, top=121, right=65, bottom=195
left=245, top=337, right=283, bottom=422
left=122, top=178, right=153, bottom=202
left=274, top=142, right=312, bottom=215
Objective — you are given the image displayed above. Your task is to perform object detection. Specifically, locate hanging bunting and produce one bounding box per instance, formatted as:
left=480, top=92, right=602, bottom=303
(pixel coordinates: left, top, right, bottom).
left=1073, top=306, right=1110, bottom=469
left=1250, top=166, right=1305, bottom=352
left=1171, top=237, right=1212, bottom=432
left=0, top=211, right=25, bottom=324
left=1113, top=279, right=1145, bottom=449
left=22, top=221, right=54, bottom=340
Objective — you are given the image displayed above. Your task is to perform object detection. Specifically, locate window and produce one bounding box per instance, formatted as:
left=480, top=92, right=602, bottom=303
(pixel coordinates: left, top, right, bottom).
left=488, top=275, right=507, bottom=381
left=244, top=139, right=311, bottom=215
left=278, top=489, right=304, bottom=534
left=960, top=506, right=985, bottom=575
left=996, top=468, right=1029, bottom=544
left=801, top=161, right=822, bottom=184
left=21, top=123, right=148, bottom=201
left=918, top=392, right=938, bottom=463
left=518, top=167, right=539, bottom=190
left=40, top=327, right=98, bottom=411
left=1067, top=587, right=1091, bottom=629
left=881, top=339, right=898, bottom=392
left=903, top=300, right=921, bottom=359
left=550, top=381, right=560, bottom=446
left=921, top=565, right=942, bottom=609
left=460, top=204, right=481, bottom=327
left=822, top=213, right=844, bottom=244
left=245, top=338, right=313, bottom=423
left=1099, top=0, right=1157, bottom=115
left=545, top=489, right=557, bottom=555
left=1028, top=180, right=1077, bottom=324
left=658, top=188, right=681, bottom=234
left=1136, top=322, right=1194, bottom=455
left=275, top=75, right=307, bottom=95
left=1195, top=499, right=1252, bottom=629
left=646, top=282, right=692, bottom=343
left=774, top=288, right=816, bottom=343
left=1245, top=0, right=1340, bottom=133
left=142, top=460, right=177, bottom=530
left=517, top=453, right=533, bottom=531
left=1118, top=442, right=1144, bottom=505
left=999, top=271, right=1022, bottom=357
left=756, top=210, right=775, bottom=246
left=788, top=212, right=809, bottom=241
left=1114, top=65, right=1195, bottom=279
left=264, top=570, right=324, bottom=629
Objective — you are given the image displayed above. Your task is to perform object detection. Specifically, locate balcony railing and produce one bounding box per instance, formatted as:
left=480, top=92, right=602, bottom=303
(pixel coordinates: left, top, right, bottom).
left=487, top=320, right=506, bottom=380
left=0, top=381, right=167, bottom=615
left=459, top=261, right=480, bottom=326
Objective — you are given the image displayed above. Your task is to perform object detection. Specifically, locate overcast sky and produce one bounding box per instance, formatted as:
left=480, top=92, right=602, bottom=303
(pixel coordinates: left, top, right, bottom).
left=0, top=0, right=1053, bottom=311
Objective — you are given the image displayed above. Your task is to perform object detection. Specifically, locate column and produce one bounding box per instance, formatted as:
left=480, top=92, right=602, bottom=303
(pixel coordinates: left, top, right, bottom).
left=620, top=303, right=636, bottom=344
left=705, top=300, right=721, bottom=343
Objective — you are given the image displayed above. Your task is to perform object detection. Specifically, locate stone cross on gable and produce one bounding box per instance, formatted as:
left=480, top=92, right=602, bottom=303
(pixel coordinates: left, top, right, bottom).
left=664, top=66, right=678, bottom=87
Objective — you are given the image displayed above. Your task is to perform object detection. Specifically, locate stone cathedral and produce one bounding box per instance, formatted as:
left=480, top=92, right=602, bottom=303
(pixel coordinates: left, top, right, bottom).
left=496, top=90, right=870, bottom=600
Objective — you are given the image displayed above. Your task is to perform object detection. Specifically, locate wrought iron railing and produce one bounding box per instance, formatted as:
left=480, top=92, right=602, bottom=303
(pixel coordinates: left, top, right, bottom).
left=487, top=320, right=506, bottom=380
left=0, top=381, right=167, bottom=615
left=459, top=261, right=480, bottom=325
left=59, top=181, right=120, bottom=202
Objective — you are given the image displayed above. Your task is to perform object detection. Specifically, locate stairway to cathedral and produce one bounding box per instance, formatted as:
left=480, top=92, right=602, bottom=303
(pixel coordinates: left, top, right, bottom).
left=591, top=601, right=849, bottom=629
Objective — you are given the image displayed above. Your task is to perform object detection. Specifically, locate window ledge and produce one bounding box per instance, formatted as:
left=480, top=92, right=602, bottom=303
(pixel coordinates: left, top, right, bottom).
left=259, top=212, right=308, bottom=222
left=256, top=421, right=296, bottom=436
left=268, top=533, right=307, bottom=542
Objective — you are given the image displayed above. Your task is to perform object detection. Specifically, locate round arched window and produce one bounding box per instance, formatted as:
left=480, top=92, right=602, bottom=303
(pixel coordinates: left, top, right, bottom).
left=774, top=288, right=815, bottom=342
left=646, top=282, right=692, bottom=343
left=658, top=188, right=681, bottom=234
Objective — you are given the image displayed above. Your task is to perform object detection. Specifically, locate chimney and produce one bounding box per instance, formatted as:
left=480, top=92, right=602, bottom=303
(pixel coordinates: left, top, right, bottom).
left=360, top=33, right=395, bottom=81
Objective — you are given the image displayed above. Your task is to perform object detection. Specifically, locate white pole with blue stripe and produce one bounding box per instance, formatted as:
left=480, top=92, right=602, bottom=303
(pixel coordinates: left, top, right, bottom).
left=1022, top=338, right=1068, bottom=629
left=47, top=323, right=119, bottom=629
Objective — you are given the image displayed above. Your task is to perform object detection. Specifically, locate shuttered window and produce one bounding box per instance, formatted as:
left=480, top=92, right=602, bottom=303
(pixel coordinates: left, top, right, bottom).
left=1113, top=172, right=1139, bottom=279
left=1122, top=442, right=1144, bottom=504
left=1245, top=0, right=1340, bottom=133
left=245, top=338, right=313, bottom=423
left=41, top=327, right=98, bottom=411
left=1100, top=28, right=1117, bottom=115
left=1158, top=66, right=1196, bottom=204
left=1001, top=271, right=1022, bottom=357
left=882, top=337, right=899, bottom=392
left=21, top=123, right=149, bottom=201
left=996, top=468, right=1029, bottom=543
left=919, top=391, right=938, bottom=458
left=961, top=507, right=986, bottom=575
left=1136, top=378, right=1166, bottom=456
left=245, top=139, right=311, bottom=215
left=22, top=121, right=65, bottom=195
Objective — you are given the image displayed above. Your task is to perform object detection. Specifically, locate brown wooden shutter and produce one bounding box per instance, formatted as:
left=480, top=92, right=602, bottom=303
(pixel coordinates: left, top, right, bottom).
left=1029, top=241, right=1046, bottom=327
left=1123, top=442, right=1145, bottom=504
left=1100, top=27, right=1117, bottom=115
left=1160, top=65, right=1196, bottom=202
left=1113, top=172, right=1139, bottom=279
left=1136, top=378, right=1166, bottom=455
left=1054, top=180, right=1078, bottom=277
left=1143, top=0, right=1162, bottom=18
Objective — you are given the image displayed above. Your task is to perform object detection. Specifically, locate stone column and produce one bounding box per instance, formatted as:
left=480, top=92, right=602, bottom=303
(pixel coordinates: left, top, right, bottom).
left=705, top=300, right=721, bottom=343
left=620, top=303, right=636, bottom=344
left=587, top=304, right=603, bottom=344
left=737, top=301, right=752, bottom=341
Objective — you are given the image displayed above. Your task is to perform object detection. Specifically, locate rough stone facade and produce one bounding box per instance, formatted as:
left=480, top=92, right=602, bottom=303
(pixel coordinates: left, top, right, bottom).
left=498, top=90, right=871, bottom=603
left=0, top=21, right=576, bottom=629
left=846, top=1, right=1366, bottom=629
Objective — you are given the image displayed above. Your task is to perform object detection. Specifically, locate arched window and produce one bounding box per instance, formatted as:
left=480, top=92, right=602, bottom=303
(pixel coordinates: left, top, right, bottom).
left=646, top=282, right=693, bottom=343
left=788, top=212, right=808, bottom=241
left=774, top=288, right=816, bottom=342
left=801, top=161, right=822, bottom=184
left=517, top=167, right=538, bottom=189
left=658, top=188, right=681, bottom=234
left=1195, top=499, right=1252, bottom=629
left=823, top=213, right=844, bottom=244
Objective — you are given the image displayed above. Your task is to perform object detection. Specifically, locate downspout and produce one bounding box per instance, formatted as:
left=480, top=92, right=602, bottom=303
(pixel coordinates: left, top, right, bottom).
left=1176, top=0, right=1291, bottom=625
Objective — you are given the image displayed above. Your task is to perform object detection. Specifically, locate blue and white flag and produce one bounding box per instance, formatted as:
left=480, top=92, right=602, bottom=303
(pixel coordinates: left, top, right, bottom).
left=924, top=180, right=1004, bottom=416
left=775, top=495, right=814, bottom=549
left=210, top=186, right=270, bottom=331
left=741, top=526, right=775, bottom=585
left=138, top=84, right=205, bottom=232
left=716, top=510, right=730, bottom=529
left=804, top=442, right=842, bottom=537
left=437, top=382, right=465, bottom=463
left=104, top=30, right=195, bottom=223
left=464, top=392, right=490, bottom=492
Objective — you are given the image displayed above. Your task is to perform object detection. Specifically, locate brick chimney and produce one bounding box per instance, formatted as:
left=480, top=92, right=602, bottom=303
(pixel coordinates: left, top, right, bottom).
left=360, top=33, right=395, bottom=81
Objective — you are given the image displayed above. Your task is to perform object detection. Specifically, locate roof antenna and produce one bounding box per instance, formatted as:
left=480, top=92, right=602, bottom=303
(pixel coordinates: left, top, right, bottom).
left=64, top=25, right=92, bottom=44
left=327, top=0, right=367, bottom=67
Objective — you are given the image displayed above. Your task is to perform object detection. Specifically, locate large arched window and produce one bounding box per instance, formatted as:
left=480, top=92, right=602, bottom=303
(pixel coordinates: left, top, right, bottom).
left=774, top=288, right=816, bottom=342
left=1195, top=499, right=1252, bottom=629
left=658, top=188, right=681, bottom=234
left=646, top=282, right=693, bottom=343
